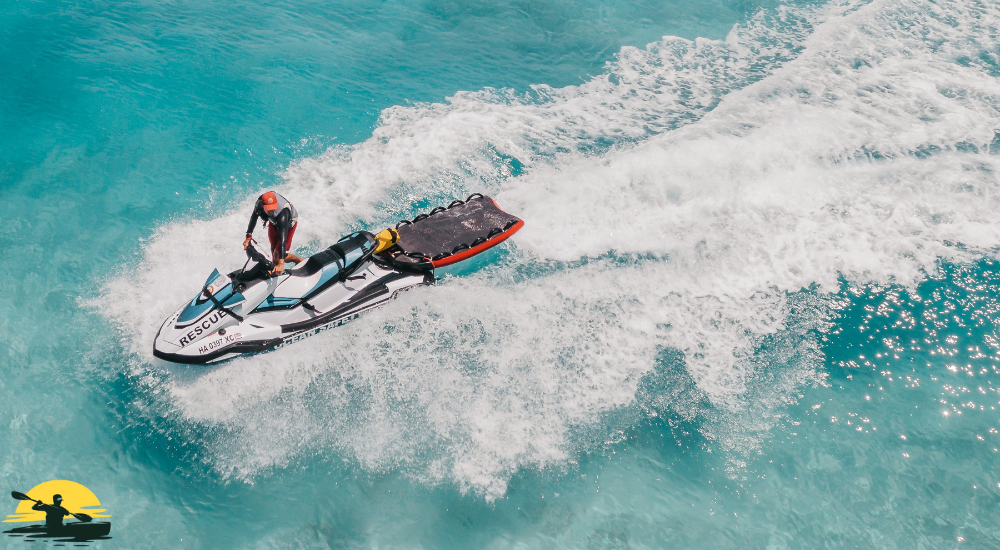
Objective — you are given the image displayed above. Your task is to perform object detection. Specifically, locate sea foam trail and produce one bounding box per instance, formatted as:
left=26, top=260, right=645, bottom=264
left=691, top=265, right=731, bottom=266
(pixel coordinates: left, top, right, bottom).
left=101, top=0, right=1000, bottom=499
left=104, top=0, right=826, bottom=371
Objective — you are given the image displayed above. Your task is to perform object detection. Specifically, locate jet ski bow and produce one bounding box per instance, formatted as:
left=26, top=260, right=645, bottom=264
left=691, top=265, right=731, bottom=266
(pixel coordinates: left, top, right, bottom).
left=153, top=193, right=522, bottom=364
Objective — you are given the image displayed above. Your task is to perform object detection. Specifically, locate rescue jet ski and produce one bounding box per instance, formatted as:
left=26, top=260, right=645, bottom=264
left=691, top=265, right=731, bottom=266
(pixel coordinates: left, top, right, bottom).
left=153, top=193, right=523, bottom=364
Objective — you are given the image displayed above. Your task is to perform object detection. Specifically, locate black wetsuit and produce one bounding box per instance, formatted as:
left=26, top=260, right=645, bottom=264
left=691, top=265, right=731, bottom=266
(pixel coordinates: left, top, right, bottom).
left=246, top=192, right=298, bottom=258
left=32, top=501, right=70, bottom=528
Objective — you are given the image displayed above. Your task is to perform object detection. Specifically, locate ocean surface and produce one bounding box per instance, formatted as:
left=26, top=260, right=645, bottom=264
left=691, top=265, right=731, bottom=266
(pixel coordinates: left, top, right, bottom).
left=3, top=0, right=1000, bottom=547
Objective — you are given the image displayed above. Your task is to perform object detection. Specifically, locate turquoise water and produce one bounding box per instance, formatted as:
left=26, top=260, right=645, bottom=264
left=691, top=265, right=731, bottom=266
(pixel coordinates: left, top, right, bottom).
left=4, top=0, right=1000, bottom=547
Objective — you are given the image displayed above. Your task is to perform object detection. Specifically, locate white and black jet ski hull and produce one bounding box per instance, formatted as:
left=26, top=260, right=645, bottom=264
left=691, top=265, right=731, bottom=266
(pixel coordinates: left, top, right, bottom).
left=153, top=259, right=430, bottom=365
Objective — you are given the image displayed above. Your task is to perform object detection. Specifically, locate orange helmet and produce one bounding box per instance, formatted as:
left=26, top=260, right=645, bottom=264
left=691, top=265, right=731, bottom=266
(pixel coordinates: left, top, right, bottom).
left=261, top=191, right=279, bottom=212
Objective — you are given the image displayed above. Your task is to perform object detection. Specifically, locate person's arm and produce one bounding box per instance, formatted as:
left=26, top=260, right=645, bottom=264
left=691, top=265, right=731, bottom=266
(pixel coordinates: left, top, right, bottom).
left=244, top=204, right=261, bottom=249
left=276, top=210, right=290, bottom=259
left=270, top=210, right=291, bottom=274
left=247, top=203, right=262, bottom=236
left=32, top=502, right=46, bottom=511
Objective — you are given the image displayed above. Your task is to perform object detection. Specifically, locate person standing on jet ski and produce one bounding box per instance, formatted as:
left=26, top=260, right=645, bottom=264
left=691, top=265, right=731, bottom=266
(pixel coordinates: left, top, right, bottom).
left=242, top=191, right=305, bottom=275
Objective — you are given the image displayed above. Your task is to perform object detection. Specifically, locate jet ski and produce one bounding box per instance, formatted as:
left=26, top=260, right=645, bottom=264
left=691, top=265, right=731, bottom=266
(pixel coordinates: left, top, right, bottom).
left=153, top=193, right=523, bottom=364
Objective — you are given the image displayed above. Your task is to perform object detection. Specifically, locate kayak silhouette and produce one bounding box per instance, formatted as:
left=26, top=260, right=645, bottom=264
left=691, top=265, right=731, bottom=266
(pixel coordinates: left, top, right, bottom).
left=4, top=491, right=110, bottom=542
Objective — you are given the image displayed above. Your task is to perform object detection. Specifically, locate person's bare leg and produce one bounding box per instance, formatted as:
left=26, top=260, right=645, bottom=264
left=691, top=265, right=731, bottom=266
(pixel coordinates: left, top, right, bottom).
left=285, top=253, right=305, bottom=264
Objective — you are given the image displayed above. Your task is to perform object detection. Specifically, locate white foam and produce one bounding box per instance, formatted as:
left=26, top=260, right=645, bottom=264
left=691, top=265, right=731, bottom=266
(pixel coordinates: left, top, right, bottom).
left=100, top=0, right=1000, bottom=499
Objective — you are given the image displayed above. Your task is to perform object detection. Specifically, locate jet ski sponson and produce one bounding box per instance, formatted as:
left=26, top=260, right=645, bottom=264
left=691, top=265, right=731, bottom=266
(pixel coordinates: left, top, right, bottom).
left=152, top=194, right=523, bottom=364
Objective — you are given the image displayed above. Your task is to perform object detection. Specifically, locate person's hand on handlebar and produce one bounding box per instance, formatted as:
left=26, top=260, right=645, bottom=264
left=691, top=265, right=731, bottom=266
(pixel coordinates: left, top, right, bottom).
left=270, top=258, right=285, bottom=276
left=243, top=235, right=252, bottom=250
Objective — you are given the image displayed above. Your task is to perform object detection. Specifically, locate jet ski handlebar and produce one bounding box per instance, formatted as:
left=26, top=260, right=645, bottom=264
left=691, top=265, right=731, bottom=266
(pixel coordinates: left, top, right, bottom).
left=229, top=242, right=277, bottom=288
left=245, top=242, right=273, bottom=268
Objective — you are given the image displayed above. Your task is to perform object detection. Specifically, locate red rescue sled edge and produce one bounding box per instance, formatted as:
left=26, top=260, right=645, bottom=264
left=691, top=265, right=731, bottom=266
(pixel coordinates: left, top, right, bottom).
left=431, top=218, right=525, bottom=268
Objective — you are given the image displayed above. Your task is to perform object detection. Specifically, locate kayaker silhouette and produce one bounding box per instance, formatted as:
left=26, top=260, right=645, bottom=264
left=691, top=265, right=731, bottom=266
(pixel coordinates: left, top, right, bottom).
left=32, top=494, right=71, bottom=528
left=7, top=489, right=110, bottom=543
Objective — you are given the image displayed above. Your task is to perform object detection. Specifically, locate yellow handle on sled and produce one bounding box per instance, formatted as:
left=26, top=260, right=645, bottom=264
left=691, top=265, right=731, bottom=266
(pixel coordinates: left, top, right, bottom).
left=373, top=228, right=399, bottom=253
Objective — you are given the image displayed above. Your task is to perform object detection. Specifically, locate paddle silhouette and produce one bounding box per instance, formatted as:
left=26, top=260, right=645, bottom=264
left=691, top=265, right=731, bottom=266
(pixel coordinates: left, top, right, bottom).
left=10, top=492, right=92, bottom=523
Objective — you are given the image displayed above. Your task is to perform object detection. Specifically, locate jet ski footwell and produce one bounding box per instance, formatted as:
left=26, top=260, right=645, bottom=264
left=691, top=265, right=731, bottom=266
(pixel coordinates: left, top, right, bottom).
left=153, top=194, right=522, bottom=365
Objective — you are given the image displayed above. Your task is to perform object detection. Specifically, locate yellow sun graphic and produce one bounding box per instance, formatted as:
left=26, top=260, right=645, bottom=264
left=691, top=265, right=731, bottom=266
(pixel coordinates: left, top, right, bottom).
left=4, top=480, right=110, bottom=523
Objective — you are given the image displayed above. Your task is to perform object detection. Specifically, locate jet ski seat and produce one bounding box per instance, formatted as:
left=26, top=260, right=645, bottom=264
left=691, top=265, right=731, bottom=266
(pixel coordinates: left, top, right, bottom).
left=288, top=231, right=376, bottom=278
left=291, top=248, right=341, bottom=277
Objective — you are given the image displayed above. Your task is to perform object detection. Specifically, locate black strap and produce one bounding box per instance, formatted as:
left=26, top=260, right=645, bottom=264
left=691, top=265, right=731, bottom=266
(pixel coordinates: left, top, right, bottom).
left=203, top=286, right=245, bottom=322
